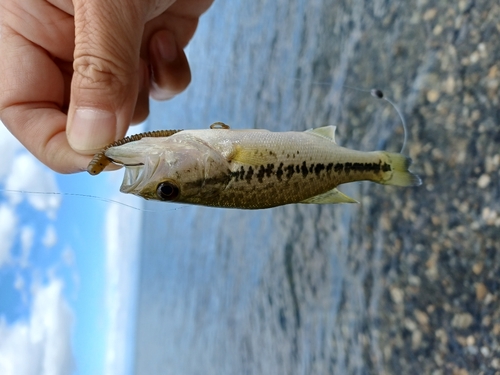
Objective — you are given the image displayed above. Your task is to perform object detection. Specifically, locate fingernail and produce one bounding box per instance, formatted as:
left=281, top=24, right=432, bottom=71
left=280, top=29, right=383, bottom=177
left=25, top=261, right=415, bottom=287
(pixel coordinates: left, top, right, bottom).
left=68, top=108, right=116, bottom=152
left=156, top=31, right=178, bottom=63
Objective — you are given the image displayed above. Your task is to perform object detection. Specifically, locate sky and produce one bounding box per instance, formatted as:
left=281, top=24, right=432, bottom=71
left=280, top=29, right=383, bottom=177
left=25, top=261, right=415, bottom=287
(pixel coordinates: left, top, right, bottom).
left=0, top=121, right=144, bottom=375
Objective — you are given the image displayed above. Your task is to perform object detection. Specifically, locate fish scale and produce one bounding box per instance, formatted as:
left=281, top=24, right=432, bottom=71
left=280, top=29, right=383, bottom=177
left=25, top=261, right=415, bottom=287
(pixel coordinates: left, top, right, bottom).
left=199, top=131, right=385, bottom=208
left=102, top=125, right=421, bottom=209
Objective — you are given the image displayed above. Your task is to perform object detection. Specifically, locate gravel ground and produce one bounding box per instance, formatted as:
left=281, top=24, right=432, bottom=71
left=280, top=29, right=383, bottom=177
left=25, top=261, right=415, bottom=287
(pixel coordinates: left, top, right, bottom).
left=267, top=0, right=500, bottom=373
left=334, top=1, right=500, bottom=373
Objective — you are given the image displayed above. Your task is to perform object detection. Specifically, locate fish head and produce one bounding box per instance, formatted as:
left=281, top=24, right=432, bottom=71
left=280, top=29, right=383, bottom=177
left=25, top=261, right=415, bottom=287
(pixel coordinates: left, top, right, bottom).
left=105, top=135, right=230, bottom=202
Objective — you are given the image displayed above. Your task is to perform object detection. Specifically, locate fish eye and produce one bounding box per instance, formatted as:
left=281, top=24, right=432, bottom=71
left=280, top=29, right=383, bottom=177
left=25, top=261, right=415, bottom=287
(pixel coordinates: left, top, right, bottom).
left=156, top=181, right=180, bottom=201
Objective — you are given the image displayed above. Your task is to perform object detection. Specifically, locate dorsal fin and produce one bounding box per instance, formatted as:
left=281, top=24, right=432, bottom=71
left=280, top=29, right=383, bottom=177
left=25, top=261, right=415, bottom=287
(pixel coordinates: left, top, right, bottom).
left=305, top=125, right=337, bottom=143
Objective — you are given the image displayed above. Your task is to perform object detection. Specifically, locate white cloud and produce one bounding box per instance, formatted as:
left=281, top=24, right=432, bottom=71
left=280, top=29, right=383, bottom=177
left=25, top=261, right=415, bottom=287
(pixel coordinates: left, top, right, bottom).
left=61, top=247, right=80, bottom=299
left=41, top=225, right=57, bottom=249
left=0, top=123, right=23, bottom=183
left=14, top=273, right=25, bottom=291
left=4, top=153, right=61, bottom=220
left=19, top=226, right=35, bottom=268
left=61, top=247, right=75, bottom=267
left=13, top=273, right=30, bottom=305
left=0, top=278, right=74, bottom=375
left=104, top=194, right=142, bottom=375
left=0, top=204, right=17, bottom=268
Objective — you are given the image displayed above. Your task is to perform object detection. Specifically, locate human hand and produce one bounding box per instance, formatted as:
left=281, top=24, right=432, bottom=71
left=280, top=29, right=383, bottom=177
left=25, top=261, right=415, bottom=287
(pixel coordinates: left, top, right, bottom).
left=0, top=0, right=213, bottom=173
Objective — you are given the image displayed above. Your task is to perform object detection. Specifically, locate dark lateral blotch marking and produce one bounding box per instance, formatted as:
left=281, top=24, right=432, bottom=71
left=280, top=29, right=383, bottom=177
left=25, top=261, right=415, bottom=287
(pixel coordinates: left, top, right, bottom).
left=314, top=163, right=325, bottom=176
left=330, top=160, right=392, bottom=175
left=245, top=166, right=254, bottom=183
left=276, top=163, right=284, bottom=181
left=266, top=163, right=275, bottom=177
left=308, top=163, right=315, bottom=173
left=257, top=165, right=266, bottom=183
left=231, top=166, right=245, bottom=181
left=345, top=162, right=352, bottom=173
left=301, top=161, right=308, bottom=177
left=230, top=159, right=391, bottom=185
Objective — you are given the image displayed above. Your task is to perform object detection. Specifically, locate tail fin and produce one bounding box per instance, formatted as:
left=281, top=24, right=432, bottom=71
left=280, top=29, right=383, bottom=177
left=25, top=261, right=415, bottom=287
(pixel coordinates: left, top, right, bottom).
left=381, top=152, right=422, bottom=187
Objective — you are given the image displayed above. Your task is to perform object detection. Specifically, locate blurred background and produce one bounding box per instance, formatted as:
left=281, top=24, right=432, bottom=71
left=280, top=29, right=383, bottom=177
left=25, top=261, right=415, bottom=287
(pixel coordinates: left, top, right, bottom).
left=1, top=0, right=499, bottom=374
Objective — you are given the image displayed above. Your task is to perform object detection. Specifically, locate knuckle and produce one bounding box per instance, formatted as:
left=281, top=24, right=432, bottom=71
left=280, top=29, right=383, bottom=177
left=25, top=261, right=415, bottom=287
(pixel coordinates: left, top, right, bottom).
left=73, top=54, right=132, bottom=92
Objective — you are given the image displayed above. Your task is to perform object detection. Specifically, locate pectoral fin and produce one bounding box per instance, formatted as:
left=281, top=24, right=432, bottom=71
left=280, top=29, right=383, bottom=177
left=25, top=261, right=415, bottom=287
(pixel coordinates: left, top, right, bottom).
left=300, top=188, right=358, bottom=204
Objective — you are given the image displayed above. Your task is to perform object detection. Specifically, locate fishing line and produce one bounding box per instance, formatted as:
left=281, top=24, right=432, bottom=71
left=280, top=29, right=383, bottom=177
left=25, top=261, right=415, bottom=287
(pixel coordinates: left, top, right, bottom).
left=0, top=189, right=188, bottom=213
left=339, top=85, right=408, bottom=154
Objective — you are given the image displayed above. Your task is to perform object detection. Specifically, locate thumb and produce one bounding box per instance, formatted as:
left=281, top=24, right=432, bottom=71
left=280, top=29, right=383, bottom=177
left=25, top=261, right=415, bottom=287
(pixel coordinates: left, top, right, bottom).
left=67, top=0, right=146, bottom=154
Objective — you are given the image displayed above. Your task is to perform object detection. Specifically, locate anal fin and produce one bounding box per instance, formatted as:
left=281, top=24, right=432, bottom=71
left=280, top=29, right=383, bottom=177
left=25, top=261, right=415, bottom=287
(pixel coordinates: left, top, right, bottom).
left=300, top=188, right=358, bottom=205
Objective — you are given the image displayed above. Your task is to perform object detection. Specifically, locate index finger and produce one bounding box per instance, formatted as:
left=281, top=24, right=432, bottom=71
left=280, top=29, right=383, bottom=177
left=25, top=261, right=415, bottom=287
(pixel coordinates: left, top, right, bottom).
left=0, top=28, right=90, bottom=173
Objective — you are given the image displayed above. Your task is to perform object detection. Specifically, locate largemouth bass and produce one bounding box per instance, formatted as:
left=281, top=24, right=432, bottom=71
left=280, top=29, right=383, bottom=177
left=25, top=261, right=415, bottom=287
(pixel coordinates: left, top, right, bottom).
left=102, top=123, right=421, bottom=209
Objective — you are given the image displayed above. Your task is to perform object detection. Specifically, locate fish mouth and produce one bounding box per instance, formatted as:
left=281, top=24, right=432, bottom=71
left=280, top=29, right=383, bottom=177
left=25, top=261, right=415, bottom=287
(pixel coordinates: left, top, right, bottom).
left=121, top=165, right=146, bottom=193
left=104, top=149, right=158, bottom=195
left=106, top=142, right=159, bottom=195
left=118, top=157, right=161, bottom=195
